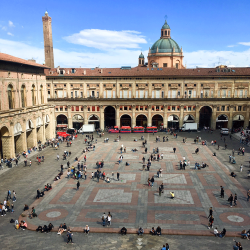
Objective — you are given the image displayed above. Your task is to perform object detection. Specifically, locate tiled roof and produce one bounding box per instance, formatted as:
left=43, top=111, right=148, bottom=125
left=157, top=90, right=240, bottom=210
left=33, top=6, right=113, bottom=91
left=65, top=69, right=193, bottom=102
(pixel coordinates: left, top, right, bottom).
left=45, top=66, right=250, bottom=78
left=0, top=52, right=49, bottom=68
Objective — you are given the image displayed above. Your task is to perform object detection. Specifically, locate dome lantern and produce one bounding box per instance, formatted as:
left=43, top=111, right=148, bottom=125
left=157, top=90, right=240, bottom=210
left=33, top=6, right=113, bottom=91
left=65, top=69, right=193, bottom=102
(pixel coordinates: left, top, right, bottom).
left=161, top=20, right=171, bottom=39
left=138, top=52, right=145, bottom=67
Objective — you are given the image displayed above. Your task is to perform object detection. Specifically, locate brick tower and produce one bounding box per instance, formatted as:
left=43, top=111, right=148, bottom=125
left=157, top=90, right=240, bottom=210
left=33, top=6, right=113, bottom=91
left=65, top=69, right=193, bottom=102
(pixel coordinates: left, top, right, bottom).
left=42, top=11, right=54, bottom=68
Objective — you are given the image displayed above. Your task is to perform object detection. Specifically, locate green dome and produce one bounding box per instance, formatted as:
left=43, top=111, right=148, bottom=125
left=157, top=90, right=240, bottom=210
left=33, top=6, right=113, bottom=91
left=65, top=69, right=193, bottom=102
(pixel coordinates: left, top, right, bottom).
left=151, top=38, right=181, bottom=53
left=139, top=52, right=144, bottom=58
left=162, top=20, right=170, bottom=29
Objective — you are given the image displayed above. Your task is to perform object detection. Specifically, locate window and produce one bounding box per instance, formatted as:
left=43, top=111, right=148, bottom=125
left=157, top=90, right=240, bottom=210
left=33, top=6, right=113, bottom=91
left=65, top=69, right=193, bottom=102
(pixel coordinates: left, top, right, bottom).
left=222, top=90, right=226, bottom=98
left=162, top=91, right=164, bottom=98
left=107, top=90, right=111, bottom=98
left=177, top=91, right=180, bottom=97
left=188, top=106, right=192, bottom=111
left=120, top=106, right=123, bottom=111
left=234, top=106, right=236, bottom=111
left=163, top=63, right=167, bottom=67
left=71, top=92, right=73, bottom=98
left=8, top=84, right=14, bottom=109
left=176, top=63, right=179, bottom=69
left=139, top=90, right=144, bottom=98
left=227, top=106, right=229, bottom=111
left=140, top=106, right=143, bottom=111
left=193, top=90, right=196, bottom=98
left=210, top=90, right=213, bottom=98
left=172, top=106, right=175, bottom=111
left=55, top=108, right=58, bottom=111
left=71, top=69, right=75, bottom=73
left=60, top=107, right=63, bottom=111
left=221, top=106, right=225, bottom=111
left=64, top=91, right=67, bottom=98
left=113, top=90, right=116, bottom=98
left=124, top=90, right=128, bottom=98
left=81, top=92, right=83, bottom=98
left=92, top=106, right=95, bottom=111
left=188, top=90, right=192, bottom=98
left=200, top=90, right=203, bottom=98
left=156, top=106, right=159, bottom=111
left=91, top=91, right=95, bottom=97
left=65, top=107, right=67, bottom=111
left=145, top=106, right=147, bottom=111
left=71, top=106, right=74, bottom=111
left=152, top=91, right=154, bottom=98
left=165, top=31, right=167, bottom=35
left=145, top=91, right=148, bottom=98
left=238, top=106, right=242, bottom=111
left=243, top=106, right=246, bottom=111
left=88, top=107, right=90, bottom=111
left=60, top=70, right=63, bottom=75
left=239, top=90, right=243, bottom=98
left=58, top=90, right=63, bottom=98
left=32, top=85, right=36, bottom=105
left=245, top=90, right=248, bottom=98
left=228, top=90, right=231, bottom=98
left=87, top=91, right=90, bottom=97
left=155, top=90, right=160, bottom=98
left=21, top=85, right=26, bottom=107
left=124, top=106, right=127, bottom=111
left=48, top=91, right=50, bottom=98
left=103, top=91, right=106, bottom=98
left=168, top=90, right=171, bottom=98
left=97, top=92, right=99, bottom=97
left=217, top=107, right=220, bottom=111
left=234, top=90, right=237, bottom=97
left=120, top=90, right=122, bottom=98
left=172, top=90, right=176, bottom=98
left=76, top=106, right=79, bottom=111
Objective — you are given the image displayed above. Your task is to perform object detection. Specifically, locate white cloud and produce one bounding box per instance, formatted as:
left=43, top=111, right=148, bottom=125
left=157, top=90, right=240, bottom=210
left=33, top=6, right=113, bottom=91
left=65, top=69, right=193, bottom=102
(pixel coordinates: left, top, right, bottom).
left=64, top=29, right=147, bottom=50
left=238, top=42, right=250, bottom=46
left=184, top=49, right=250, bottom=68
left=2, top=26, right=7, bottom=31
left=7, top=32, right=14, bottom=36
left=227, top=45, right=236, bottom=48
left=0, top=38, right=250, bottom=69
left=8, top=21, right=15, bottom=27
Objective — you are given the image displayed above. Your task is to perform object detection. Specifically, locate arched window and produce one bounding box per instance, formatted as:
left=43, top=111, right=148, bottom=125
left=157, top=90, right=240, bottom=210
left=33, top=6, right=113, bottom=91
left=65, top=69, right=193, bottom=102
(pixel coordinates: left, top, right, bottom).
left=40, top=85, right=44, bottom=104
left=32, top=85, right=36, bottom=106
left=21, top=85, right=26, bottom=108
left=7, top=84, right=14, bottom=109
left=165, top=31, right=167, bottom=35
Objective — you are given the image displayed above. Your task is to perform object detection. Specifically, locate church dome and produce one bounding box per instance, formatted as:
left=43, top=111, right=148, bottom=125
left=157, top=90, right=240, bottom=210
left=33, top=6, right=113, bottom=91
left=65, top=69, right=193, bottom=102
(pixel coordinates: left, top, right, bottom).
left=139, top=52, right=144, bottom=58
left=162, top=20, right=170, bottom=29
left=151, top=38, right=181, bottom=53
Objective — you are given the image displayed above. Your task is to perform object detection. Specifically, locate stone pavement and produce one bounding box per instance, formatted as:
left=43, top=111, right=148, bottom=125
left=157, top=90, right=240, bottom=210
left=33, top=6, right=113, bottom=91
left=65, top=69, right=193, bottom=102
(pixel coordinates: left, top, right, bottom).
left=0, top=131, right=250, bottom=249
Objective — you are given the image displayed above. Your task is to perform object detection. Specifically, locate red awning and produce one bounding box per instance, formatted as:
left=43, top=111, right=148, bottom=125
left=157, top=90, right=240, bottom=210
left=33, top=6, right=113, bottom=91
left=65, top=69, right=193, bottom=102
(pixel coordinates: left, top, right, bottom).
left=57, top=124, right=68, bottom=128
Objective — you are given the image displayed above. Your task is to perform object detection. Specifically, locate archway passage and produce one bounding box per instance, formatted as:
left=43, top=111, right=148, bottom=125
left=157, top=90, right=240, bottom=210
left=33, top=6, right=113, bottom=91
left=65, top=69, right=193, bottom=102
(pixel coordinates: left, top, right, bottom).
left=216, top=115, right=228, bottom=129
left=104, top=106, right=116, bottom=127
left=57, top=115, right=68, bottom=130
left=136, top=115, right=147, bottom=127
left=184, top=115, right=195, bottom=123
left=89, top=115, right=100, bottom=129
left=233, top=115, right=244, bottom=129
left=168, top=115, right=179, bottom=129
left=0, top=126, right=10, bottom=159
left=152, top=114, right=163, bottom=128
left=26, top=120, right=34, bottom=149
left=199, top=106, right=212, bottom=129
left=72, top=114, right=84, bottom=130
left=120, top=115, right=131, bottom=127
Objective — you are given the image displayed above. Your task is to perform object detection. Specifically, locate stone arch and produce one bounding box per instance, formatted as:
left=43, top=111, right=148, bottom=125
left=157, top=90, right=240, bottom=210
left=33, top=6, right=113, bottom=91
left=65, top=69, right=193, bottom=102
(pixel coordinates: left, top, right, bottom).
left=45, top=114, right=50, bottom=124
left=199, top=106, right=212, bottom=129
left=72, top=114, right=84, bottom=130
left=233, top=114, right=245, bottom=129
left=136, top=114, right=147, bottom=127
left=88, top=114, right=100, bottom=129
left=120, top=114, right=131, bottom=127
left=7, top=83, right=14, bottom=109
left=31, top=84, right=36, bottom=106
left=14, top=122, right=22, bottom=136
left=14, top=122, right=24, bottom=155
left=184, top=114, right=195, bottom=123
left=152, top=114, right=163, bottom=128
left=0, top=126, right=10, bottom=158
left=216, top=114, right=228, bottom=129
left=104, top=106, right=116, bottom=127
left=168, top=114, right=179, bottom=129
left=21, top=84, right=27, bottom=107
left=36, top=117, right=43, bottom=127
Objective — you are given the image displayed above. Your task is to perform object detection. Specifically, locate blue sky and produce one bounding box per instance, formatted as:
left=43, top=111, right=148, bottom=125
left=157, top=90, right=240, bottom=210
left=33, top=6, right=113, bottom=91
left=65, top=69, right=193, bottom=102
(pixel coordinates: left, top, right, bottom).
left=0, top=0, right=250, bottom=68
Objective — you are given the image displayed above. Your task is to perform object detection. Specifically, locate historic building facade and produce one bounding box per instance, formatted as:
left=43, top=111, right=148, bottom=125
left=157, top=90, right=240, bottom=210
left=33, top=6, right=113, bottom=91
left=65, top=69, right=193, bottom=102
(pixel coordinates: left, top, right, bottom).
left=46, top=65, right=250, bottom=131
left=0, top=53, right=55, bottom=159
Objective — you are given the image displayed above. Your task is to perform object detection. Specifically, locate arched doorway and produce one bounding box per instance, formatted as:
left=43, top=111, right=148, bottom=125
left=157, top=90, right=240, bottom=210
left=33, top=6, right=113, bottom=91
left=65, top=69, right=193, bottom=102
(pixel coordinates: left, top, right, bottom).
left=184, top=115, right=195, bottom=123
left=199, top=106, right=212, bottom=129
left=216, top=115, right=228, bottom=129
left=152, top=114, right=163, bottom=128
left=26, top=120, right=34, bottom=149
left=14, top=122, right=23, bottom=154
left=120, top=114, right=131, bottom=127
left=168, top=115, right=179, bottom=128
left=0, top=126, right=10, bottom=159
left=36, top=117, right=43, bottom=143
left=72, top=114, right=84, bottom=130
left=233, top=115, right=244, bottom=129
left=88, top=115, right=100, bottom=129
left=136, top=114, right=147, bottom=127
left=104, top=106, right=116, bottom=127
left=45, top=115, right=50, bottom=140
left=56, top=115, right=68, bottom=130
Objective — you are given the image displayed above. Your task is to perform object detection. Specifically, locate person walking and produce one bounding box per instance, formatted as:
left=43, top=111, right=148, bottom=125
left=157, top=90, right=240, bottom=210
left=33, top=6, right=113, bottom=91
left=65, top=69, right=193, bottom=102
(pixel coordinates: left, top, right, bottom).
left=228, top=194, right=233, bottom=207
left=234, top=193, right=237, bottom=206
left=220, top=186, right=224, bottom=198
left=240, top=164, right=243, bottom=172
left=117, top=172, right=120, bottom=181
left=173, top=148, right=176, bottom=153
left=29, top=160, right=31, bottom=167
left=208, top=215, right=214, bottom=229
left=208, top=207, right=213, bottom=219
left=76, top=181, right=80, bottom=190
left=66, top=231, right=73, bottom=244
left=57, top=154, right=59, bottom=161
left=159, top=186, right=162, bottom=196
left=150, top=176, right=154, bottom=187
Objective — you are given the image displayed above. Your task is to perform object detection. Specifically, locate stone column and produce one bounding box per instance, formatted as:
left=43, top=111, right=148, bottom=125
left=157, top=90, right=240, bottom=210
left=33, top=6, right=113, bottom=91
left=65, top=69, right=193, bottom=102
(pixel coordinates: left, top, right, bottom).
left=67, top=83, right=71, bottom=98
left=244, top=105, right=250, bottom=128
left=100, top=106, right=104, bottom=130
left=211, top=105, right=217, bottom=130
left=21, top=119, right=27, bottom=152
left=67, top=105, right=72, bottom=128
left=132, top=82, right=136, bottom=98
left=195, top=104, right=200, bottom=126
left=148, top=105, right=152, bottom=126
left=42, top=113, right=46, bottom=142
left=179, top=105, right=184, bottom=127
left=84, top=105, right=88, bottom=125
left=9, top=122, right=15, bottom=158
left=115, top=105, right=120, bottom=127
left=228, top=105, right=234, bottom=129
left=132, top=105, right=136, bottom=128
left=148, top=83, right=152, bottom=98
left=163, top=105, right=168, bottom=128
left=32, top=118, right=38, bottom=147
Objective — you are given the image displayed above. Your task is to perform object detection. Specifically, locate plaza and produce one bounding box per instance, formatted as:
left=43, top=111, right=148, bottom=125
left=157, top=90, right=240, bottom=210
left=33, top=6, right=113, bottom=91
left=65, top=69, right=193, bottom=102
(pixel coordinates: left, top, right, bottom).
left=0, top=130, right=250, bottom=249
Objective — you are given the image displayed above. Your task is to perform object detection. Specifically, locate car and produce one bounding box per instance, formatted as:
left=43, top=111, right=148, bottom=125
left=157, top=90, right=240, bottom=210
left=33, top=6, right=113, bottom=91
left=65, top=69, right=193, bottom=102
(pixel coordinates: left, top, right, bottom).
left=220, top=128, right=229, bottom=135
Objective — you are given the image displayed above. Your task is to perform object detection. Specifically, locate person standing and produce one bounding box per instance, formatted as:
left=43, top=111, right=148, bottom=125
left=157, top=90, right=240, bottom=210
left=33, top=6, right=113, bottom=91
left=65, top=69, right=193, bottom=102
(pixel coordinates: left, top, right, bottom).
left=159, top=186, right=162, bottom=196
left=240, top=164, right=243, bottom=172
left=232, top=149, right=235, bottom=156
left=228, top=194, right=233, bottom=207
left=208, top=215, right=214, bottom=229
left=66, top=231, right=73, bottom=244
left=234, top=193, right=237, bottom=206
left=151, top=176, right=154, bottom=187
left=76, top=181, right=80, bottom=190
left=117, top=172, right=120, bottom=181
left=173, top=148, right=176, bottom=153
left=247, top=189, right=250, bottom=202
left=57, top=154, right=59, bottom=161
left=29, top=160, right=32, bottom=167
left=12, top=190, right=16, bottom=202
left=208, top=207, right=213, bottom=219
left=220, top=186, right=224, bottom=198
left=7, top=190, right=11, bottom=200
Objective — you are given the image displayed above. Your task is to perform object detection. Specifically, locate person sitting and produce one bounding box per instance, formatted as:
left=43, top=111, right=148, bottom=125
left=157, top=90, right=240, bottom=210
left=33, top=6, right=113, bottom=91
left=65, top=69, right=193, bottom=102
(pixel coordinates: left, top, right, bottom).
left=231, top=172, right=236, bottom=178
left=213, top=152, right=216, bottom=156
left=84, top=225, right=90, bottom=234
left=219, top=228, right=226, bottom=238
left=36, top=189, right=41, bottom=199
left=36, top=225, right=42, bottom=232
left=47, top=184, right=52, bottom=190
left=156, top=226, right=162, bottom=236
left=150, top=227, right=156, bottom=235
left=23, top=204, right=29, bottom=211
left=170, top=192, right=175, bottom=199
left=48, top=223, right=54, bottom=232
left=121, top=227, right=127, bottom=235
left=241, top=229, right=249, bottom=239
left=214, top=227, right=219, bottom=237
left=42, top=225, right=48, bottom=233
left=44, top=185, right=49, bottom=191
left=138, top=227, right=144, bottom=236
left=30, top=207, right=37, bottom=218
left=62, top=223, right=67, bottom=231
left=57, top=224, right=64, bottom=235
left=106, top=177, right=110, bottom=183
left=40, top=190, right=45, bottom=197
left=134, top=139, right=137, bottom=142
left=125, top=162, right=130, bottom=166
left=20, top=220, right=27, bottom=230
